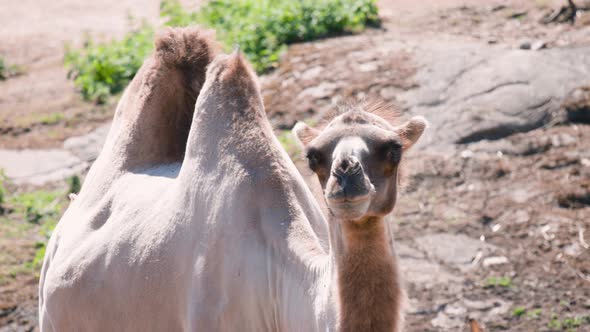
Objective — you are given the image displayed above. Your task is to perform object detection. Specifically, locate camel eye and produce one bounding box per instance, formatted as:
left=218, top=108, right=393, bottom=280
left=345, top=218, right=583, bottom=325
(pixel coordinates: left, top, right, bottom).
left=379, top=141, right=402, bottom=165
left=306, top=149, right=324, bottom=172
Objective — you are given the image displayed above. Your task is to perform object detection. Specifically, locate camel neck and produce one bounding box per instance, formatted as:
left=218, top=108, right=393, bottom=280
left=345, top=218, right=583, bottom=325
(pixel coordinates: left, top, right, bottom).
left=330, top=217, right=402, bottom=332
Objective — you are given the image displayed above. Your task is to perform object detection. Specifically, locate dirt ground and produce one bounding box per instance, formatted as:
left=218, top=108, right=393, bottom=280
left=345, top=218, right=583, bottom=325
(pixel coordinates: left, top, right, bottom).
left=397, top=123, right=590, bottom=331
left=1, top=0, right=590, bottom=331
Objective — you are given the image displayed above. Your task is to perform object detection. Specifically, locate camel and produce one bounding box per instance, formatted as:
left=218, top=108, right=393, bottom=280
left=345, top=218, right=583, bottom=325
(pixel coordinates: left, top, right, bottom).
left=38, top=27, right=426, bottom=332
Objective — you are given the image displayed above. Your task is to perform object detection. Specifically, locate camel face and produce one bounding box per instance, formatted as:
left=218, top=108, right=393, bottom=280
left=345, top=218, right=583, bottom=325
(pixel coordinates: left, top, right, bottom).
left=294, top=105, right=427, bottom=221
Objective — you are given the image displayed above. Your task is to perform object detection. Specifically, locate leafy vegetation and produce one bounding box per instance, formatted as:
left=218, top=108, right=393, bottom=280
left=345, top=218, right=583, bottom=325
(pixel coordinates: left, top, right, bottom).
left=277, top=130, right=302, bottom=160
left=512, top=306, right=526, bottom=317
left=0, top=173, right=69, bottom=277
left=484, top=275, right=513, bottom=288
left=0, top=170, right=6, bottom=214
left=8, top=190, right=64, bottom=224
left=65, top=0, right=379, bottom=102
left=39, top=113, right=65, bottom=125
left=0, top=56, right=23, bottom=80
left=548, top=314, right=590, bottom=331
left=165, top=0, right=379, bottom=72
left=67, top=175, right=82, bottom=194
left=65, top=24, right=154, bottom=103
left=527, top=308, right=542, bottom=319
left=27, top=216, right=59, bottom=270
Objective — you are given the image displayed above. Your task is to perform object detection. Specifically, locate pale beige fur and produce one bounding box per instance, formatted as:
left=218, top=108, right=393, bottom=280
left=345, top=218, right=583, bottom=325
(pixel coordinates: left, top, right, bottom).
left=39, top=27, right=426, bottom=332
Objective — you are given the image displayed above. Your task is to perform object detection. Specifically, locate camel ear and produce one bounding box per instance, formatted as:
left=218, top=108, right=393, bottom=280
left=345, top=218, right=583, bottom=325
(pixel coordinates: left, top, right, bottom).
left=293, top=122, right=320, bottom=147
left=396, top=116, right=427, bottom=150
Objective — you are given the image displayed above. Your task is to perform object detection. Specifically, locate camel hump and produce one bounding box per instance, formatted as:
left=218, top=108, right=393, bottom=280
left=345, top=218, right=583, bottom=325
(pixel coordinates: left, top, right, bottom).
left=182, top=51, right=274, bottom=165
left=95, top=27, right=220, bottom=173
left=155, top=27, right=221, bottom=93
left=202, top=51, right=263, bottom=118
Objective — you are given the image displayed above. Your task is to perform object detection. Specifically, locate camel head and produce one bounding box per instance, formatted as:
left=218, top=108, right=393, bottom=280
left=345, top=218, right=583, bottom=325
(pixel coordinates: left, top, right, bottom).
left=294, top=104, right=427, bottom=221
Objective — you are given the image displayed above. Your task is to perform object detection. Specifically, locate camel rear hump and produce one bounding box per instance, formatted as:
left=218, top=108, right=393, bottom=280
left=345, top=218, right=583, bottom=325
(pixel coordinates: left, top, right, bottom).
left=155, top=27, right=221, bottom=95
left=97, top=27, right=220, bottom=173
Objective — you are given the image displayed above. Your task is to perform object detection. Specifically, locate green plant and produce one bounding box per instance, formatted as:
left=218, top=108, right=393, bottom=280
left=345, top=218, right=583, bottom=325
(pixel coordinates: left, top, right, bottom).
left=186, top=0, right=379, bottom=73
left=512, top=306, right=526, bottom=317
left=485, top=276, right=513, bottom=288
left=277, top=130, right=302, bottom=160
left=0, top=169, right=6, bottom=214
left=527, top=308, right=542, bottom=319
left=39, top=113, right=64, bottom=125
left=0, top=56, right=23, bottom=80
left=65, top=0, right=379, bottom=102
left=9, top=190, right=63, bottom=224
left=24, top=206, right=61, bottom=270
left=25, top=241, right=48, bottom=270
left=64, top=24, right=154, bottom=103
left=67, top=175, right=81, bottom=194
left=548, top=315, right=590, bottom=331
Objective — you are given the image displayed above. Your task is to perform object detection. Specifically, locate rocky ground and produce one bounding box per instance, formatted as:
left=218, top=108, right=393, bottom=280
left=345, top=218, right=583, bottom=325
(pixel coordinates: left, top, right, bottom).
left=1, top=0, right=590, bottom=331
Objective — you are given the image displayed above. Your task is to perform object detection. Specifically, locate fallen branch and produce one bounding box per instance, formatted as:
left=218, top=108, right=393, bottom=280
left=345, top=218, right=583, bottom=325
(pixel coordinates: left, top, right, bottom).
left=540, top=0, right=578, bottom=24
left=579, top=226, right=589, bottom=249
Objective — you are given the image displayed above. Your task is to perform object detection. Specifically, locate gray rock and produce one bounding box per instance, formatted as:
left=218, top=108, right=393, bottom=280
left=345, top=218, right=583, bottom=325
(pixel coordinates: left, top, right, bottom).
left=531, top=40, right=547, bottom=51
left=0, top=149, right=86, bottom=185
left=431, top=311, right=463, bottom=330
left=563, top=86, right=590, bottom=123
left=563, top=243, right=583, bottom=257
left=297, top=82, right=337, bottom=99
left=299, top=66, right=324, bottom=81
left=400, top=40, right=590, bottom=152
left=550, top=133, right=577, bottom=147
left=482, top=256, right=509, bottom=267
left=415, top=233, right=498, bottom=271
left=519, top=40, right=532, bottom=50
left=64, top=123, right=110, bottom=161
left=514, top=209, right=531, bottom=224
left=358, top=61, right=378, bottom=72
left=397, top=244, right=461, bottom=288
left=0, top=124, right=110, bottom=186
left=379, top=86, right=397, bottom=100
left=431, top=298, right=512, bottom=330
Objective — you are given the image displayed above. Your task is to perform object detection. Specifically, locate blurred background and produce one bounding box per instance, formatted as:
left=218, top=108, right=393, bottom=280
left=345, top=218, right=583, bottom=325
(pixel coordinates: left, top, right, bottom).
left=0, top=0, right=589, bottom=331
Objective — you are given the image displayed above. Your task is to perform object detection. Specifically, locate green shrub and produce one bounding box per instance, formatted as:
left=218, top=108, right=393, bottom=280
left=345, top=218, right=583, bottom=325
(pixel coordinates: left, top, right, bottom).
left=548, top=314, right=590, bottom=331
left=27, top=217, right=60, bottom=270
left=277, top=130, right=301, bottom=160
left=0, top=57, right=6, bottom=80
left=67, top=175, right=81, bottom=194
left=0, top=169, right=6, bottom=214
left=64, top=24, right=154, bottom=103
left=0, top=56, right=23, bottom=80
left=65, top=0, right=379, bottom=102
left=484, top=276, right=513, bottom=288
left=9, top=190, right=64, bottom=224
left=512, top=306, right=526, bottom=317
left=173, top=0, right=379, bottom=72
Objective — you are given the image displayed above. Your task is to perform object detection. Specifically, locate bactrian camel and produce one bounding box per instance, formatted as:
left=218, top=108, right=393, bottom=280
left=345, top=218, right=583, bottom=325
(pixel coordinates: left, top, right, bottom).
left=39, top=27, right=427, bottom=332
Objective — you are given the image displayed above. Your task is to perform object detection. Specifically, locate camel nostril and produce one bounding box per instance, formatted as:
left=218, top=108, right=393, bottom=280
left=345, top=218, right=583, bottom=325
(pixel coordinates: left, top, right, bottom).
left=349, top=157, right=360, bottom=172
left=340, top=158, right=350, bottom=171
left=336, top=156, right=361, bottom=176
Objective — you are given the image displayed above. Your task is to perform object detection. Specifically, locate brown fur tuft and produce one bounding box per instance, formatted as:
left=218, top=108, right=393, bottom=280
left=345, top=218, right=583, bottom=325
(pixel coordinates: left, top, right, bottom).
left=317, top=100, right=403, bottom=130
left=103, top=27, right=222, bottom=170
left=155, top=26, right=220, bottom=68
left=155, top=27, right=221, bottom=94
